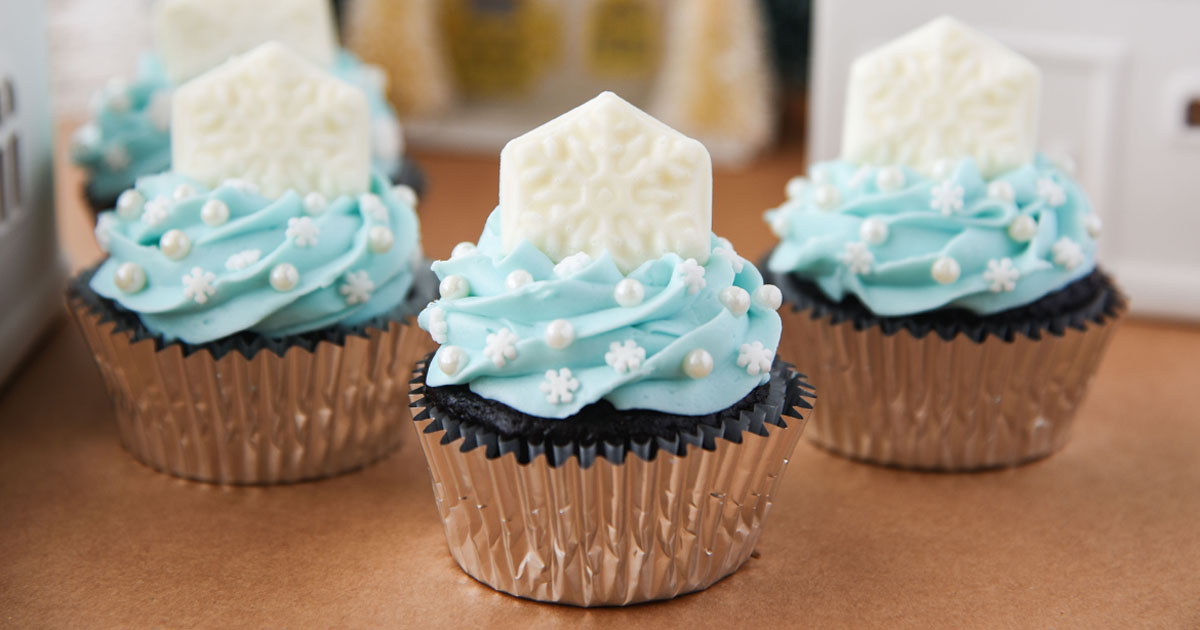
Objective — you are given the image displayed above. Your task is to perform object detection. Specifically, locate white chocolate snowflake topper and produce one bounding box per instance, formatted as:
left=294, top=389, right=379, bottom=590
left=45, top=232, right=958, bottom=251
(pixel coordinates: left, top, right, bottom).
left=153, top=0, right=337, bottom=84
left=841, top=16, right=1040, bottom=178
left=499, top=91, right=713, bottom=274
left=171, top=42, right=371, bottom=199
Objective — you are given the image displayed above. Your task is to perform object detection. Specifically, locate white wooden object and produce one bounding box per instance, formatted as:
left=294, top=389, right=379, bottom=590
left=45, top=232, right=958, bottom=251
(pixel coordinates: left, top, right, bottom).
left=810, top=0, right=1200, bottom=320
left=0, top=0, right=62, bottom=385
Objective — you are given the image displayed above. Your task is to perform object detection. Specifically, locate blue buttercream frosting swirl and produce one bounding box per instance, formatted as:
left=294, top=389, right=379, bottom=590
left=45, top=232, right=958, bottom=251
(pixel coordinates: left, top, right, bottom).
left=72, top=50, right=403, bottom=203
left=90, top=171, right=422, bottom=344
left=417, top=210, right=783, bottom=419
left=765, top=155, right=1100, bottom=316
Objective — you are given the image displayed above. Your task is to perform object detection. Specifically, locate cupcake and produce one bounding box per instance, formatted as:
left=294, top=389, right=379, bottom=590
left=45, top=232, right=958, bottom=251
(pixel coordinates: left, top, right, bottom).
left=409, top=92, right=815, bottom=606
left=69, top=0, right=421, bottom=215
left=762, top=17, right=1124, bottom=471
left=70, top=43, right=435, bottom=484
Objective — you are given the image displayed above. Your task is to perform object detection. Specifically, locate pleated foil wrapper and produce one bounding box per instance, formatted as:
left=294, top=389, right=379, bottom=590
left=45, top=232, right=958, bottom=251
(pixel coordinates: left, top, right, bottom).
left=70, top=298, right=436, bottom=484
left=777, top=303, right=1124, bottom=471
left=407, top=358, right=815, bottom=607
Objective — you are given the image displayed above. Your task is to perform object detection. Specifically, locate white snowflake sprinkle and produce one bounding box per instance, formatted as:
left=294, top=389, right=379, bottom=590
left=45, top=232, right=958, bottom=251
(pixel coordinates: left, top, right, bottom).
left=604, top=340, right=646, bottom=374
left=678, top=258, right=707, bottom=295
left=225, top=249, right=261, bottom=271
left=286, top=216, right=320, bottom=247
left=340, top=270, right=375, bottom=305
left=428, top=307, right=448, bottom=344
left=737, top=341, right=774, bottom=377
left=540, top=368, right=580, bottom=404
left=94, top=214, right=118, bottom=252
left=103, top=146, right=131, bottom=170
left=1037, top=177, right=1067, bottom=207
left=224, top=178, right=260, bottom=195
left=554, top=252, right=593, bottom=277
left=983, top=258, right=1020, bottom=293
left=1052, top=237, right=1085, bottom=270
left=483, top=328, right=519, bottom=368
left=930, top=180, right=964, bottom=216
left=359, top=193, right=389, bottom=222
left=142, top=197, right=170, bottom=226
left=839, top=241, right=874, bottom=275
left=712, top=243, right=744, bottom=273
left=181, top=267, right=217, bottom=304
left=847, top=165, right=873, bottom=189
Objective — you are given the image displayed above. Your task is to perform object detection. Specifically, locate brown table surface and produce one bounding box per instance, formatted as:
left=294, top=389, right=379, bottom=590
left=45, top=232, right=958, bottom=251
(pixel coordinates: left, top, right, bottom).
left=2, top=143, right=1198, bottom=629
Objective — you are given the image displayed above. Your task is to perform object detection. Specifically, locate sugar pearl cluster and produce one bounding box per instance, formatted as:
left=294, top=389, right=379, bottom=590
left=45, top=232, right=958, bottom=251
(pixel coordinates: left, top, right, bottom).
left=98, top=180, right=412, bottom=307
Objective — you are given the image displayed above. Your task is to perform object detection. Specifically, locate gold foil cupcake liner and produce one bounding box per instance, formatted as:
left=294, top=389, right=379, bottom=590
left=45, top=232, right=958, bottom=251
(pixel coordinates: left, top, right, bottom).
left=408, top=360, right=814, bottom=606
left=70, top=299, right=435, bottom=484
left=777, top=303, right=1123, bottom=471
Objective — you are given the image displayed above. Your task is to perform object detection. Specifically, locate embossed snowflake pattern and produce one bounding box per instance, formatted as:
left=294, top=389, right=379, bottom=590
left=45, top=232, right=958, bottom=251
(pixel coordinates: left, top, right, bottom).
left=1052, top=237, right=1085, bottom=270
left=839, top=242, right=874, bottom=275
left=678, top=258, right=707, bottom=295
left=1037, top=177, right=1067, bottom=207
left=94, top=214, right=117, bottom=252
left=359, top=193, right=389, bottom=222
left=427, top=307, right=448, bottom=344
left=286, top=216, right=320, bottom=247
left=540, top=368, right=580, bottom=404
left=983, top=258, right=1019, bottom=292
left=225, top=249, right=262, bottom=271
left=142, top=197, right=170, bottom=227
left=182, top=267, right=217, bottom=304
left=500, top=92, right=711, bottom=273
left=930, top=180, right=964, bottom=216
left=712, top=238, right=744, bottom=272
left=340, top=270, right=375, bottom=305
left=737, top=341, right=774, bottom=376
left=604, top=340, right=646, bottom=374
left=554, top=252, right=593, bottom=277
left=484, top=328, right=519, bottom=368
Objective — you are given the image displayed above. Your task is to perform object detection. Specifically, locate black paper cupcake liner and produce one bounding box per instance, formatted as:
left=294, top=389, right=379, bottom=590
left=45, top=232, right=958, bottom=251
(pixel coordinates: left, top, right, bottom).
left=760, top=252, right=1125, bottom=343
left=409, top=353, right=816, bottom=469
left=68, top=261, right=438, bottom=361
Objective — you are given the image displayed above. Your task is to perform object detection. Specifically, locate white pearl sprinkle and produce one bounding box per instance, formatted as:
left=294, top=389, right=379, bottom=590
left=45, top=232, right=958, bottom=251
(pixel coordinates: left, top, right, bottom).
left=303, top=192, right=328, bottom=215
left=450, top=242, right=476, bottom=259
left=116, top=189, right=145, bottom=220
left=1008, top=215, right=1038, bottom=242
left=753, top=284, right=783, bottom=310
left=1085, top=213, right=1103, bottom=238
left=785, top=176, right=808, bottom=199
left=860, top=218, right=889, bottom=245
left=544, top=319, right=575, bottom=349
left=719, top=286, right=751, bottom=316
left=172, top=184, right=196, bottom=201
left=200, top=199, right=230, bottom=226
left=368, top=226, right=395, bottom=253
left=113, top=262, right=146, bottom=293
left=438, top=346, right=466, bottom=376
left=682, top=349, right=714, bottom=379
left=269, top=263, right=300, bottom=291
left=439, top=275, right=469, bottom=300
left=988, top=181, right=1016, bottom=203
left=613, top=278, right=645, bottom=307
left=931, top=257, right=961, bottom=284
left=505, top=269, right=533, bottom=290
left=931, top=158, right=956, bottom=180
left=393, top=184, right=419, bottom=208
left=813, top=184, right=841, bottom=210
left=159, top=229, right=191, bottom=260
left=875, top=166, right=906, bottom=192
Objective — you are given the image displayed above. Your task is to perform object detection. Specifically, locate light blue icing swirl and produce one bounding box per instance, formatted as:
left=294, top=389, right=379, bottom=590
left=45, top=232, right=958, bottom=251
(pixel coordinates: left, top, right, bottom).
left=72, top=50, right=403, bottom=203
left=417, top=210, right=782, bottom=419
left=90, top=171, right=422, bottom=344
left=765, top=155, right=1099, bottom=316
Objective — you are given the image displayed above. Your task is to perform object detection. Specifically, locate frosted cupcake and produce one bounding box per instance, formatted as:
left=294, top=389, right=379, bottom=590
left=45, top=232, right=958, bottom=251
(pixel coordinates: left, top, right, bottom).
left=70, top=43, right=435, bottom=484
left=763, top=18, right=1123, bottom=470
left=70, top=0, right=420, bottom=214
left=410, top=92, right=815, bottom=606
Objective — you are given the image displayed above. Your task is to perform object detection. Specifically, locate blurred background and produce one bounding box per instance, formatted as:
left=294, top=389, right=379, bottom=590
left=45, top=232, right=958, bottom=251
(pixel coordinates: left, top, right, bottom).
left=3, top=0, right=1198, bottom=384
